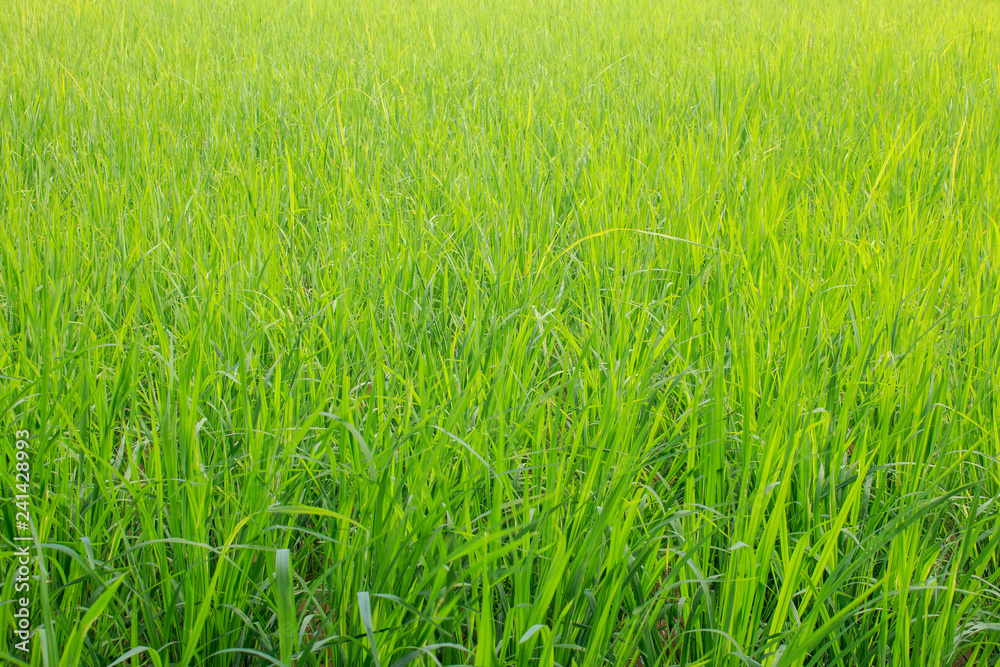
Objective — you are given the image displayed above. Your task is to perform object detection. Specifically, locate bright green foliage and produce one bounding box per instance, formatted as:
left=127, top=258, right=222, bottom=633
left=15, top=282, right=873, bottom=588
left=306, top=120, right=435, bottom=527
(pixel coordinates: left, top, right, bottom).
left=1, top=0, right=999, bottom=665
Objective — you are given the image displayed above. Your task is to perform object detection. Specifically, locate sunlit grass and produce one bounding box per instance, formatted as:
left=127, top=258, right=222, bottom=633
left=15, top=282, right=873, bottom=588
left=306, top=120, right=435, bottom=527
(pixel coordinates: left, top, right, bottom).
left=1, top=0, right=999, bottom=665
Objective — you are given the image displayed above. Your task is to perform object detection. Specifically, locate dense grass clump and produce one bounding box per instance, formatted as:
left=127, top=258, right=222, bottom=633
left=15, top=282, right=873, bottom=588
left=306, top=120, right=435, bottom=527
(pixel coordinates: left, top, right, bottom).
left=2, top=0, right=999, bottom=665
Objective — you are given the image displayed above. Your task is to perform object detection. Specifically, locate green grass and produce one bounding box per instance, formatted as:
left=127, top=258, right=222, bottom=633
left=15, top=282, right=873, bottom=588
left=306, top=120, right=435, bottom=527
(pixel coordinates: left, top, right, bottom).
left=1, top=0, right=999, bottom=665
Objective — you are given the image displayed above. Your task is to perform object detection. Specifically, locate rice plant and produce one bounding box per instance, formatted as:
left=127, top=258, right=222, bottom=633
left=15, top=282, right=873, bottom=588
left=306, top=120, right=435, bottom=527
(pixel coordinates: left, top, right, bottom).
left=1, top=0, right=998, bottom=665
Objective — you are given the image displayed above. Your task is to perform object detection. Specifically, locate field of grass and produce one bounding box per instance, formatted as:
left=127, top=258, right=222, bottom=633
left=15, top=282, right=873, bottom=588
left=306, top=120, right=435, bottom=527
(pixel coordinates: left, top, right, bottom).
left=2, top=0, right=999, bottom=665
